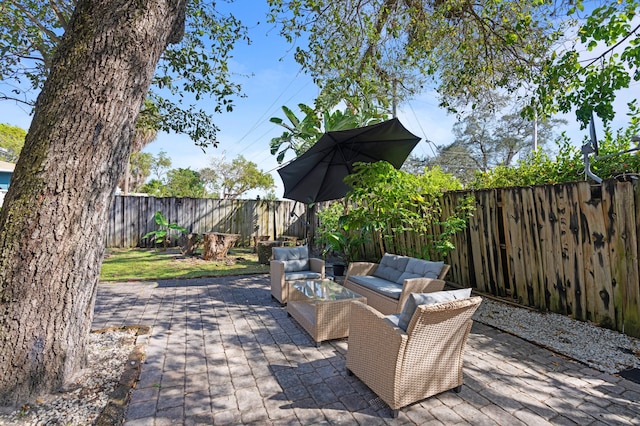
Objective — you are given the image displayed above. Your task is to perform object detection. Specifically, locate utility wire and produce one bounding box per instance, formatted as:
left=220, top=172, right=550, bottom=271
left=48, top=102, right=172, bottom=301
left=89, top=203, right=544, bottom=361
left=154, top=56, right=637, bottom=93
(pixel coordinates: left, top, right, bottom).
left=407, top=101, right=438, bottom=157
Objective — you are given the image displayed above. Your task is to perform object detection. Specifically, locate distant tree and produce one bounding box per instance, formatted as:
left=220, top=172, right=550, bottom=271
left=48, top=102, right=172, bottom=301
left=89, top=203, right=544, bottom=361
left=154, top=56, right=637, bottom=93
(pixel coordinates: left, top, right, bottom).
left=140, top=168, right=205, bottom=198
left=449, top=98, right=566, bottom=172
left=404, top=148, right=478, bottom=186
left=0, top=124, right=26, bottom=162
left=201, top=155, right=275, bottom=199
left=262, top=189, right=278, bottom=200
left=139, top=179, right=166, bottom=197
left=149, top=150, right=172, bottom=182
left=126, top=152, right=154, bottom=193
left=164, top=168, right=205, bottom=198
left=121, top=99, right=161, bottom=194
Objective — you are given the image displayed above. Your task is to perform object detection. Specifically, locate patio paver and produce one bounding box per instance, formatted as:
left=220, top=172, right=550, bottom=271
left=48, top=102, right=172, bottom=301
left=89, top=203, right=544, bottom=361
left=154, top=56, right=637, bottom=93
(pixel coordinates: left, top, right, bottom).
left=93, top=275, right=640, bottom=425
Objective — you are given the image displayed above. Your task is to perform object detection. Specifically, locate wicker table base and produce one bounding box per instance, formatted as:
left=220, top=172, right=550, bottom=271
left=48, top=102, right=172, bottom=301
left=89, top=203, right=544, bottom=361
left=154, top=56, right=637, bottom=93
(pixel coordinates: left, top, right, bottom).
left=287, top=279, right=366, bottom=346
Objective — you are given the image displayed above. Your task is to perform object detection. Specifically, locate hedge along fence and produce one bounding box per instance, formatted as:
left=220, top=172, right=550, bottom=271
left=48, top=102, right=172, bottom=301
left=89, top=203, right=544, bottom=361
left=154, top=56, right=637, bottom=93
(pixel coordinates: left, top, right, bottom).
left=449, top=180, right=639, bottom=338
left=106, top=195, right=308, bottom=248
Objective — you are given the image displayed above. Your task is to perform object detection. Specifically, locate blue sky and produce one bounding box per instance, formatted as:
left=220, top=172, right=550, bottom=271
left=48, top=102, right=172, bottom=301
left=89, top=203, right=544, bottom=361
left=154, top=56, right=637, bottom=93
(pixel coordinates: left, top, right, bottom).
left=0, top=2, right=637, bottom=199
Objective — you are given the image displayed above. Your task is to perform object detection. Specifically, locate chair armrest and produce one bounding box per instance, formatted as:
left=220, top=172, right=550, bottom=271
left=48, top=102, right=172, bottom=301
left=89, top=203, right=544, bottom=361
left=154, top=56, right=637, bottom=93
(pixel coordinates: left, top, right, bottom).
left=345, top=262, right=378, bottom=282
left=439, top=264, right=451, bottom=280
left=309, top=257, right=325, bottom=278
left=396, top=278, right=446, bottom=312
left=348, top=302, right=406, bottom=348
left=270, top=260, right=285, bottom=286
left=347, top=301, right=407, bottom=390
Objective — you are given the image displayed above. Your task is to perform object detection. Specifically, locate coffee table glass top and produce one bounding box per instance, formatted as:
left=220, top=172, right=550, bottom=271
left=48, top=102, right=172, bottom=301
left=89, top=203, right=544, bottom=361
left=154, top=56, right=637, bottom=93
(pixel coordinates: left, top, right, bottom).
left=292, top=279, right=361, bottom=301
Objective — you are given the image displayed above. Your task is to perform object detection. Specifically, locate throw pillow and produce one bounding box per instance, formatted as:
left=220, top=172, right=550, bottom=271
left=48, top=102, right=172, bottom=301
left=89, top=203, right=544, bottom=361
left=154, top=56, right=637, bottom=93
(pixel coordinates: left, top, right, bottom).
left=396, top=258, right=444, bottom=284
left=397, top=288, right=472, bottom=331
left=373, top=253, right=409, bottom=283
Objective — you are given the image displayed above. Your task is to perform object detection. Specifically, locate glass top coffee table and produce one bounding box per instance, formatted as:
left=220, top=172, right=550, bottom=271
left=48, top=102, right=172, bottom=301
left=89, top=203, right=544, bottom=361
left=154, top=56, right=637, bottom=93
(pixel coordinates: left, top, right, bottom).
left=287, top=279, right=366, bottom=346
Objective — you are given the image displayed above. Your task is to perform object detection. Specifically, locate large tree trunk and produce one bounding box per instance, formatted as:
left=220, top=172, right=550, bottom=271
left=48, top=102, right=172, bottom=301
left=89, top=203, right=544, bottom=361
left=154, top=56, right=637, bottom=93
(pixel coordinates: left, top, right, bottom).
left=0, top=0, right=186, bottom=407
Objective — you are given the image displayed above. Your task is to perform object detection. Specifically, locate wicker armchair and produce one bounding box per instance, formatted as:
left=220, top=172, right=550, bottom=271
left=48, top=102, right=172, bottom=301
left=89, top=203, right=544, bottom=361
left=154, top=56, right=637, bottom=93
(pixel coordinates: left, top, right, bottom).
left=346, top=296, right=482, bottom=417
left=270, top=246, right=324, bottom=304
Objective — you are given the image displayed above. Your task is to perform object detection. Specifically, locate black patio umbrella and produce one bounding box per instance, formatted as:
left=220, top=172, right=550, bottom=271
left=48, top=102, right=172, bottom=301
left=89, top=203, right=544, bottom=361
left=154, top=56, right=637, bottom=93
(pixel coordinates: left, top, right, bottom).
left=277, top=118, right=421, bottom=204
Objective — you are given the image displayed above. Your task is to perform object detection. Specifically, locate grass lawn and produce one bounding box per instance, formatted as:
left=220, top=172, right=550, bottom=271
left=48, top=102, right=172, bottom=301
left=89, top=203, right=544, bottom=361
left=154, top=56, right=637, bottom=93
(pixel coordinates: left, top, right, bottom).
left=100, top=247, right=269, bottom=281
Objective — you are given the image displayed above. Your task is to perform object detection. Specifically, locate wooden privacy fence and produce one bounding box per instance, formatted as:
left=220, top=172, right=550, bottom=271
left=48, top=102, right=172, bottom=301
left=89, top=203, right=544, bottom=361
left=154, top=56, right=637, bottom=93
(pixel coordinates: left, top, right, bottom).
left=447, top=180, right=640, bottom=338
left=106, top=196, right=308, bottom=248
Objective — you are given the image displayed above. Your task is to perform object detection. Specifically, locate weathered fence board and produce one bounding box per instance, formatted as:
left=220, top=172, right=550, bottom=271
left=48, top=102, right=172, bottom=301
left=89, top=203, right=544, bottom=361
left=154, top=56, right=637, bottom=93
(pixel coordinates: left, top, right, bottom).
left=503, top=188, right=529, bottom=304
left=578, top=183, right=615, bottom=328
left=522, top=188, right=545, bottom=309
left=566, top=184, right=587, bottom=321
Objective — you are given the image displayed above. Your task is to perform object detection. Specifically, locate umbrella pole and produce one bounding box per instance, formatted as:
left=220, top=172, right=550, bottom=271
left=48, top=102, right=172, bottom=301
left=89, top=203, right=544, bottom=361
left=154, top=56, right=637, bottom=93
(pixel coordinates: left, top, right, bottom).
left=306, top=203, right=316, bottom=254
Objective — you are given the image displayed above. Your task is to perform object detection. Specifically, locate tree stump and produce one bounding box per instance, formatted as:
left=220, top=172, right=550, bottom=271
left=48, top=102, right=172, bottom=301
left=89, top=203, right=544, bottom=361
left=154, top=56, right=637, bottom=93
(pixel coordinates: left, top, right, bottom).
left=279, top=235, right=298, bottom=246
left=181, top=233, right=202, bottom=256
left=203, top=232, right=240, bottom=260
left=252, top=235, right=270, bottom=253
left=257, top=240, right=283, bottom=264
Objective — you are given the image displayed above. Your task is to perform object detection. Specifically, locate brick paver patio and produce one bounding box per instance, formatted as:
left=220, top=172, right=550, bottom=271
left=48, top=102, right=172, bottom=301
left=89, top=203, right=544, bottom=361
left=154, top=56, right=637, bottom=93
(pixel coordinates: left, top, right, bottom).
left=92, top=275, right=640, bottom=425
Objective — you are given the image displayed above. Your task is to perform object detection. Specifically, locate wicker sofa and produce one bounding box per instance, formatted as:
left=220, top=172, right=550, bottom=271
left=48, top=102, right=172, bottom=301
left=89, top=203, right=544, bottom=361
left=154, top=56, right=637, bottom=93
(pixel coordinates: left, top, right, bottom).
left=346, top=294, right=482, bottom=417
left=344, top=253, right=450, bottom=315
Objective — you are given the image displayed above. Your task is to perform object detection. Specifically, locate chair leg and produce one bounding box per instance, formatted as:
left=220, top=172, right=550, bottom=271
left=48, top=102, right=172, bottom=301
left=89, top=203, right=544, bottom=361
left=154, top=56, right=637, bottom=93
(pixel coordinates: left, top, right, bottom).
left=391, top=409, right=399, bottom=418
left=453, top=385, right=462, bottom=393
left=346, top=368, right=353, bottom=376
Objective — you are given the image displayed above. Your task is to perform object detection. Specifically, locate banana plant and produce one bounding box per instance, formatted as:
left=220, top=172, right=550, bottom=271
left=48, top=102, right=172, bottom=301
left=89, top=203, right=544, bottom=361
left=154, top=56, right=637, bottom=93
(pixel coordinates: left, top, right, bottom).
left=143, top=211, right=187, bottom=250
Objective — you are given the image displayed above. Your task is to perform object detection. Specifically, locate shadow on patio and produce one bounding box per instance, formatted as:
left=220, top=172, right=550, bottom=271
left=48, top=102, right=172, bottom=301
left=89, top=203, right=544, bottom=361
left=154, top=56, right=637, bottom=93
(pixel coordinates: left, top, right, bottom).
left=93, top=275, right=640, bottom=425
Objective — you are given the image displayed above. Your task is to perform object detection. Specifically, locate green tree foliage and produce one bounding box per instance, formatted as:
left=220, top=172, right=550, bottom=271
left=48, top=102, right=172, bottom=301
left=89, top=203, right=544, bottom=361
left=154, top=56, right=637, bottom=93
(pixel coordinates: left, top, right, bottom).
left=164, top=168, right=205, bottom=198
left=269, top=104, right=323, bottom=163
left=533, top=0, right=640, bottom=126
left=270, top=101, right=388, bottom=163
left=407, top=146, right=480, bottom=186
left=126, top=152, right=154, bottom=192
left=140, top=179, right=166, bottom=197
left=327, top=161, right=471, bottom=260
left=268, top=0, right=562, bottom=112
left=200, top=154, right=275, bottom=199
left=0, top=123, right=26, bottom=162
left=149, top=150, right=172, bottom=181
left=0, top=0, right=248, bottom=146
left=471, top=106, right=640, bottom=188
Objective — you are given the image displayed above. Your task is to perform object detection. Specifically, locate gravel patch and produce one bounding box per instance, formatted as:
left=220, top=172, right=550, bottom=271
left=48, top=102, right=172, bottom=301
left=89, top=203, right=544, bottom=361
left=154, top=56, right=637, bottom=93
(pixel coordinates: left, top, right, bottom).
left=0, top=329, right=137, bottom=426
left=473, top=297, right=640, bottom=374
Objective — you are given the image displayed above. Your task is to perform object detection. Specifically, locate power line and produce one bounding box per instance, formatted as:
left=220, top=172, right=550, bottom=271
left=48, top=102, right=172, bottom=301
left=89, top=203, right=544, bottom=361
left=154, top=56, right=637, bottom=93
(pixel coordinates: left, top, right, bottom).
left=233, top=72, right=312, bottom=157
left=407, top=101, right=438, bottom=157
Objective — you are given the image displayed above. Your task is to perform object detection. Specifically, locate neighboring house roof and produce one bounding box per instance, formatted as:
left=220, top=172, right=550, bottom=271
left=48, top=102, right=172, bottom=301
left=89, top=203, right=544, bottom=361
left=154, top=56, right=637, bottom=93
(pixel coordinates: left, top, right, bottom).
left=0, top=161, right=15, bottom=173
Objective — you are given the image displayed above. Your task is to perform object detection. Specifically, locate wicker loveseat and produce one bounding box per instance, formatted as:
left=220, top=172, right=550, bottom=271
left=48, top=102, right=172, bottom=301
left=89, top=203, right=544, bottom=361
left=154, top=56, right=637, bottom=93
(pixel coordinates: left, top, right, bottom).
left=346, top=293, right=482, bottom=417
left=344, top=253, right=450, bottom=315
left=270, top=246, right=325, bottom=304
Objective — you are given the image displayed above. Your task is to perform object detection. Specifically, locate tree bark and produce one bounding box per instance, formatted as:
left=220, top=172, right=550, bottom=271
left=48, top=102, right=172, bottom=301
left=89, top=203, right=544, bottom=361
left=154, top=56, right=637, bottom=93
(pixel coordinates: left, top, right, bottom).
left=0, top=0, right=186, bottom=407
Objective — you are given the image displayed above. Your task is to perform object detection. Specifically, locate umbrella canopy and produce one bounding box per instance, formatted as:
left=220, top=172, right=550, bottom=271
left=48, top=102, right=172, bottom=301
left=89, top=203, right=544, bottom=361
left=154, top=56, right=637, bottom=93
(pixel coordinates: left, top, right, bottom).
left=277, top=118, right=420, bottom=203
